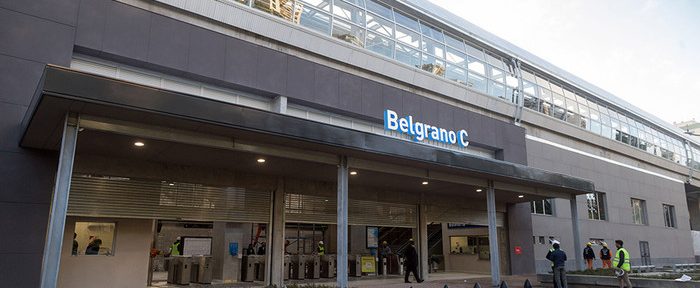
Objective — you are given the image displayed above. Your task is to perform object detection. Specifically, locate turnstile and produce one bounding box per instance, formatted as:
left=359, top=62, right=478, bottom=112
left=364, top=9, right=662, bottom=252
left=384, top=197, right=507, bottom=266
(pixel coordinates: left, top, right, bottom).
left=167, top=256, right=192, bottom=285
left=290, top=255, right=307, bottom=280
left=190, top=255, right=213, bottom=284
left=349, top=255, right=362, bottom=277
left=242, top=255, right=264, bottom=282
left=283, top=255, right=291, bottom=280
left=320, top=254, right=336, bottom=278
left=305, top=255, right=320, bottom=279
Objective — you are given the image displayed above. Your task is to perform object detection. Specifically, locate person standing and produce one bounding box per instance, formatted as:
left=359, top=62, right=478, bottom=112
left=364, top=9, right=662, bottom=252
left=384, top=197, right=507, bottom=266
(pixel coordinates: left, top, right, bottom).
left=379, top=241, right=391, bottom=275
left=403, top=239, right=423, bottom=283
left=613, top=240, right=633, bottom=288
left=317, top=241, right=325, bottom=256
left=169, top=237, right=182, bottom=256
left=546, top=242, right=568, bottom=288
left=583, top=242, right=596, bottom=270
left=600, top=243, right=612, bottom=269
left=72, top=233, right=79, bottom=256
left=546, top=239, right=561, bottom=273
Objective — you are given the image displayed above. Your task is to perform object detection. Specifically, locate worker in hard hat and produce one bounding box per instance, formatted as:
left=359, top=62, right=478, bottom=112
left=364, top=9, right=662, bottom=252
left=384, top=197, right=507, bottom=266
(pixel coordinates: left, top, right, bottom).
left=546, top=242, right=568, bottom=288
left=317, top=241, right=325, bottom=256
left=599, top=243, right=612, bottom=269
left=583, top=242, right=595, bottom=270
left=546, top=238, right=561, bottom=272
left=613, top=240, right=632, bottom=288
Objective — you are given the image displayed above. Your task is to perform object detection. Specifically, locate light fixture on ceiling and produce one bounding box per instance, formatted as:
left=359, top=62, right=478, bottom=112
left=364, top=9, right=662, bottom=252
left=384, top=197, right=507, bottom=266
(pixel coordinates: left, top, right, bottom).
left=168, top=183, right=175, bottom=186
left=134, top=141, right=145, bottom=147
left=421, top=181, right=429, bottom=185
left=257, top=158, right=266, bottom=163
left=518, top=195, right=524, bottom=198
left=476, top=189, right=482, bottom=192
left=350, top=171, right=358, bottom=176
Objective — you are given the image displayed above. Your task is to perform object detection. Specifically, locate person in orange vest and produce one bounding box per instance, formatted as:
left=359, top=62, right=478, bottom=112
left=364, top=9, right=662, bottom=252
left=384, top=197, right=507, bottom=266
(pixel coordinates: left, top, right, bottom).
left=583, top=242, right=596, bottom=270
left=600, top=243, right=612, bottom=269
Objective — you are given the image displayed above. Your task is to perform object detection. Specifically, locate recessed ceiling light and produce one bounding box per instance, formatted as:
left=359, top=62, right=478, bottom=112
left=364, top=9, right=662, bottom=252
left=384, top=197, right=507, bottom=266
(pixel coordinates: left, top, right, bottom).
left=476, top=189, right=482, bottom=192
left=350, top=171, right=358, bottom=176
left=324, top=199, right=329, bottom=202
left=168, top=183, right=175, bottom=186
left=134, top=141, right=145, bottom=147
left=421, top=181, right=429, bottom=185
left=518, top=195, right=524, bottom=198
left=257, top=158, right=266, bottom=163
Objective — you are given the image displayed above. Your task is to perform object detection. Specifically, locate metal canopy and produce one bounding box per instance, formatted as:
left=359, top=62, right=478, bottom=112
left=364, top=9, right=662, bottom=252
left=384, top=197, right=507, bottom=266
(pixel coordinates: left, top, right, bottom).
left=21, top=66, right=595, bottom=197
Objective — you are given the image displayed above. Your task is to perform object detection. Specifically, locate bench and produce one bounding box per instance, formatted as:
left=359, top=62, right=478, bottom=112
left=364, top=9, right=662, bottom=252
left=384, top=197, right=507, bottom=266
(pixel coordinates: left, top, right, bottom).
left=673, top=263, right=700, bottom=273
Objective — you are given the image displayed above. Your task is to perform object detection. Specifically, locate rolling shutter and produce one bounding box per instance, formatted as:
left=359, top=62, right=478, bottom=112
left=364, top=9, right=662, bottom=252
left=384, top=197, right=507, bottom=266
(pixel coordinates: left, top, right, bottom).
left=68, top=175, right=271, bottom=223
left=285, top=193, right=337, bottom=224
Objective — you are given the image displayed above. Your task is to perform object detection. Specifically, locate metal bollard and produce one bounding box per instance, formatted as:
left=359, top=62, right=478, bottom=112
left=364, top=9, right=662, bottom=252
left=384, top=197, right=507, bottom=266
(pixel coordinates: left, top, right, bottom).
left=499, top=280, right=509, bottom=288
left=524, top=279, right=533, bottom=288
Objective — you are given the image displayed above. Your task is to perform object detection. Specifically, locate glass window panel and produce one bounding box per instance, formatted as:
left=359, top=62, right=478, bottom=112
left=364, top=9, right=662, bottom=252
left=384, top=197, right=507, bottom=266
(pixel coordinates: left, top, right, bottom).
left=630, top=135, right=639, bottom=148
left=341, top=0, right=364, bottom=7
left=365, top=0, right=392, bottom=20
left=300, top=0, right=331, bottom=11
left=366, top=12, right=393, bottom=37
left=549, top=82, right=563, bottom=95
left=563, top=88, right=576, bottom=100
left=586, top=193, right=607, bottom=221
left=539, top=88, right=552, bottom=103
left=631, top=199, right=647, bottom=225
left=74, top=222, right=116, bottom=256
left=488, top=80, right=505, bottom=98
left=299, top=7, right=331, bottom=35
left=445, top=63, right=467, bottom=85
left=535, top=200, right=544, bottom=214
left=489, top=66, right=504, bottom=83
left=467, top=70, right=487, bottom=93
left=589, top=108, right=600, bottom=121
left=602, top=125, right=613, bottom=139
left=395, top=25, right=420, bottom=48
left=540, top=101, right=552, bottom=116
left=591, top=120, right=602, bottom=135
left=422, top=37, right=445, bottom=59
left=522, top=69, right=536, bottom=83
left=333, top=0, right=364, bottom=26
left=535, top=75, right=549, bottom=88
left=394, top=9, right=419, bottom=31
left=544, top=199, right=553, bottom=215
left=445, top=47, right=467, bottom=67
left=524, top=94, right=539, bottom=111
left=444, top=32, right=466, bottom=50
left=578, top=104, right=589, bottom=117
left=523, top=80, right=537, bottom=96
left=505, top=74, right=519, bottom=88
left=467, top=57, right=486, bottom=76
left=465, top=41, right=484, bottom=59
left=552, top=93, right=565, bottom=107
left=566, top=111, right=580, bottom=126
left=366, top=32, right=393, bottom=58
left=552, top=106, right=566, bottom=120
left=419, top=22, right=443, bottom=41
left=332, top=20, right=365, bottom=47
left=395, top=43, right=420, bottom=68
left=231, top=0, right=250, bottom=5
left=420, top=54, right=445, bottom=76
left=485, top=53, right=504, bottom=69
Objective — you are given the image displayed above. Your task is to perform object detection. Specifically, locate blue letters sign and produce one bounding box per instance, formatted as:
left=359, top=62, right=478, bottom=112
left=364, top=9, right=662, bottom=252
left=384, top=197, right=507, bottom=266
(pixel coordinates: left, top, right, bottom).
left=383, top=109, right=469, bottom=147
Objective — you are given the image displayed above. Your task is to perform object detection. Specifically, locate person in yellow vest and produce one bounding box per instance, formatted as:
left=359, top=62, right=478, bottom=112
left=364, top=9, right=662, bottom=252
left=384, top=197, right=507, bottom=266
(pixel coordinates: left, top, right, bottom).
left=613, top=240, right=632, bottom=288
left=169, top=237, right=182, bottom=256
left=317, top=241, right=325, bottom=256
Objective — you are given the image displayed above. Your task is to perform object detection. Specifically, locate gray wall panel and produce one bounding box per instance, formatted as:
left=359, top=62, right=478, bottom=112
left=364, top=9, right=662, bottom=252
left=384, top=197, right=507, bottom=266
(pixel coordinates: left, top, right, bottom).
left=337, top=72, right=363, bottom=115
left=255, top=48, right=287, bottom=95
left=188, top=27, right=226, bottom=80
left=0, top=252, right=43, bottom=288
left=402, top=91, right=422, bottom=120
left=314, top=64, right=339, bottom=107
left=0, top=55, right=45, bottom=107
left=286, top=56, right=315, bottom=102
left=0, top=152, right=57, bottom=204
left=148, top=14, right=190, bottom=71
left=102, top=1, right=151, bottom=62
left=0, top=8, right=74, bottom=66
left=361, top=80, right=382, bottom=118
left=382, top=85, right=402, bottom=115
left=0, top=0, right=79, bottom=26
left=0, top=102, right=27, bottom=153
left=437, top=102, right=455, bottom=131
left=0, top=202, right=51, bottom=254
left=508, top=202, right=535, bottom=274
left=420, top=97, right=439, bottom=124
left=224, top=38, right=258, bottom=88
left=75, top=0, right=107, bottom=50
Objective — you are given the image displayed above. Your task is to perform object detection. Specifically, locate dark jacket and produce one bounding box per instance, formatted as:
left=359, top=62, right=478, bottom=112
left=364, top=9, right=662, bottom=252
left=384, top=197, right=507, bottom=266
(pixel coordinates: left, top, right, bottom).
left=546, top=248, right=567, bottom=268
left=404, top=245, right=418, bottom=267
left=583, top=246, right=595, bottom=259
left=600, top=247, right=611, bottom=260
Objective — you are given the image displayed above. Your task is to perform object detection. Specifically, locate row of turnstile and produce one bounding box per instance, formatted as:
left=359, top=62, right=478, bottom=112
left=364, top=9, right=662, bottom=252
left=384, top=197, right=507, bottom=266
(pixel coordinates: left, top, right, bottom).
left=167, top=255, right=213, bottom=285
left=242, top=254, right=375, bottom=282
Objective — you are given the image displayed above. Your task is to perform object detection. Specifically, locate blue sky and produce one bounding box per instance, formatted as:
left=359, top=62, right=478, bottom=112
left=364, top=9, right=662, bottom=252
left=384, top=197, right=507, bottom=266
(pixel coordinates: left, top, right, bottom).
left=428, top=0, right=700, bottom=125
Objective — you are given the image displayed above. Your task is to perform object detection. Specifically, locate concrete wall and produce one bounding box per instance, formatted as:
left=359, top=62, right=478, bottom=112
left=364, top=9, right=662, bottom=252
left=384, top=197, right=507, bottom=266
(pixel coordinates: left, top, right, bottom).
left=211, top=222, right=254, bottom=283
left=527, top=138, right=695, bottom=272
left=58, top=217, right=152, bottom=288
left=440, top=225, right=509, bottom=274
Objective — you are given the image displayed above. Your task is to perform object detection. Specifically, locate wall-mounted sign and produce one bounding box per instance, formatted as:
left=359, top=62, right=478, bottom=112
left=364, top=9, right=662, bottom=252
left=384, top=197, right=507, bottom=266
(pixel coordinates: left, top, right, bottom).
left=384, top=109, right=469, bottom=148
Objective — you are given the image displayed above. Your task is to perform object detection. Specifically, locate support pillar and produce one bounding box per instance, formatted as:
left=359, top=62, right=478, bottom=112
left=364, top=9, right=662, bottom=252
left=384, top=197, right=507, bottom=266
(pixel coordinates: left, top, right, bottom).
left=486, top=180, right=501, bottom=287
left=570, top=195, right=584, bottom=271
left=40, top=113, right=79, bottom=288
left=337, top=156, right=349, bottom=288
left=418, top=201, right=429, bottom=280
left=272, top=96, right=288, bottom=114
left=268, top=178, right=286, bottom=286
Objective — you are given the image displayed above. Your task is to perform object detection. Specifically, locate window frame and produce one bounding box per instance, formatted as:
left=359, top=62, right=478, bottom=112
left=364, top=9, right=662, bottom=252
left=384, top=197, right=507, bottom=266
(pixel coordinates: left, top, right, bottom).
left=631, top=198, right=648, bottom=225
left=530, top=199, right=554, bottom=216
left=663, top=204, right=677, bottom=228
left=586, top=192, right=607, bottom=221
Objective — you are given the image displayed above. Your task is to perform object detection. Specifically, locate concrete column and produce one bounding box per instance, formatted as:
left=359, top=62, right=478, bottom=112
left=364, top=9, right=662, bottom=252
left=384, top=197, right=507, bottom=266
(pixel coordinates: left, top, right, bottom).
left=272, top=96, right=288, bottom=114
left=40, top=113, right=79, bottom=288
left=570, top=195, right=584, bottom=271
left=418, top=199, right=429, bottom=280
left=337, top=156, right=349, bottom=288
left=268, top=178, right=286, bottom=286
left=486, top=180, right=501, bottom=287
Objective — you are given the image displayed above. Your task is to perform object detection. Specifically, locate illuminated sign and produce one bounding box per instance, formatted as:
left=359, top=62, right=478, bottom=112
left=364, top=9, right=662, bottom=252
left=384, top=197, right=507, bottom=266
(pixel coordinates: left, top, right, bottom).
left=383, top=109, right=469, bottom=147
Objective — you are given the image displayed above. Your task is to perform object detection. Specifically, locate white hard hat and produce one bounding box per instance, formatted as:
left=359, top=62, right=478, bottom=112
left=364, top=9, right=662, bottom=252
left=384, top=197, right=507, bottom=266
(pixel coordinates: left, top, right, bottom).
left=319, top=241, right=324, bottom=245
left=551, top=240, right=560, bottom=245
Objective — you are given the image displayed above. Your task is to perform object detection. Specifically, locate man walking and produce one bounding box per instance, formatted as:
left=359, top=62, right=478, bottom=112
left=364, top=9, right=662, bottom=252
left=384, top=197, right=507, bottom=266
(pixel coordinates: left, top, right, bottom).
left=600, top=243, right=612, bottom=269
left=403, top=239, right=423, bottom=283
left=613, top=240, right=633, bottom=288
left=546, top=242, right=568, bottom=288
left=583, top=242, right=596, bottom=270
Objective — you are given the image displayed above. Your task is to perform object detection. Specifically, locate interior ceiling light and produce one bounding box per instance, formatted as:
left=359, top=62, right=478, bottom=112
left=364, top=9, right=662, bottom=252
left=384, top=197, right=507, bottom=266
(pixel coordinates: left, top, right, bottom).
left=518, top=195, right=525, bottom=198
left=134, top=141, right=145, bottom=147
left=421, top=181, right=429, bottom=185
left=350, top=171, right=358, bottom=176
left=476, top=189, right=482, bottom=192
left=168, top=183, right=175, bottom=186
left=257, top=158, right=266, bottom=163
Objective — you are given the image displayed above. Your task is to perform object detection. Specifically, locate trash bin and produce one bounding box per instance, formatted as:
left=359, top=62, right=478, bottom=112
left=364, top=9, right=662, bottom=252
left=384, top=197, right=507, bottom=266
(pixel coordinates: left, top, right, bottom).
left=168, top=256, right=191, bottom=285
left=291, top=255, right=306, bottom=280
left=190, top=255, right=212, bottom=284
left=306, top=255, right=320, bottom=279
left=320, top=254, right=336, bottom=278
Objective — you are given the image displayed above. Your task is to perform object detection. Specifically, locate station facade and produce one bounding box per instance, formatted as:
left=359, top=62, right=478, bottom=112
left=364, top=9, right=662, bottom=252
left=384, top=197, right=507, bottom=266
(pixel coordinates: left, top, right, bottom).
left=1, top=0, right=699, bottom=287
